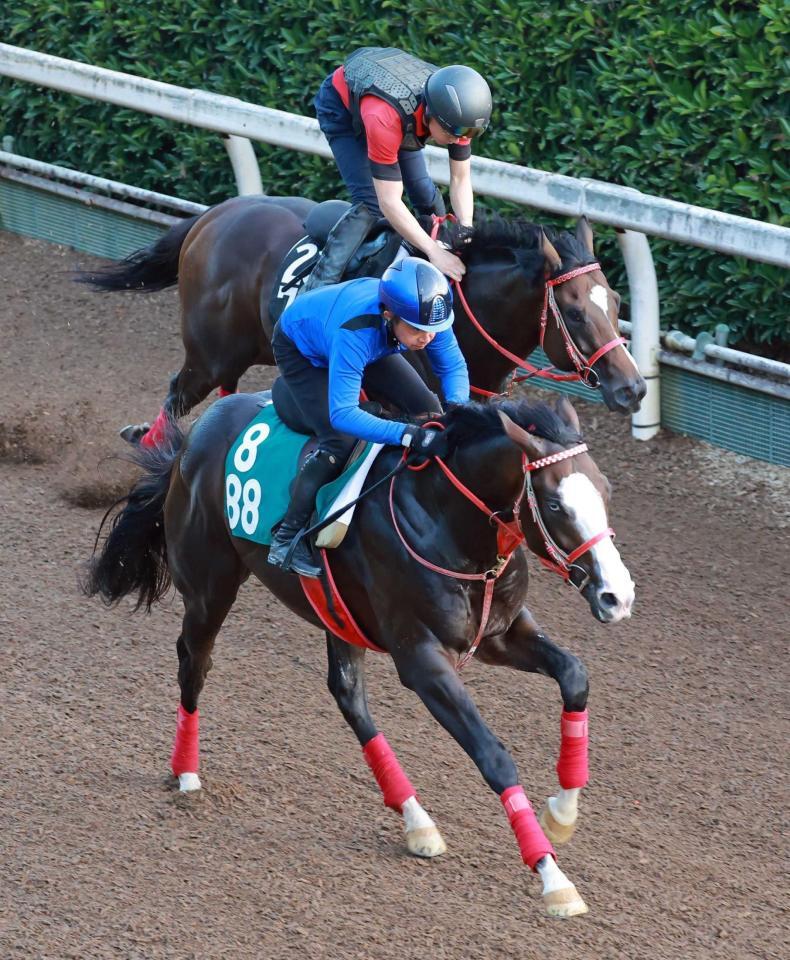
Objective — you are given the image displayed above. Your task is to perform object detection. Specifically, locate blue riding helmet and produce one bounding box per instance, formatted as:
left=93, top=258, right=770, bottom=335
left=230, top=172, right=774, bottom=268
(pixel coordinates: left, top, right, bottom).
left=379, top=257, right=455, bottom=332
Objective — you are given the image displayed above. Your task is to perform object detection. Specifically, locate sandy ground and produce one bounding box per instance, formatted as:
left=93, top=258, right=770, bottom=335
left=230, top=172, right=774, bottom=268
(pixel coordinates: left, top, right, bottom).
left=0, top=230, right=788, bottom=959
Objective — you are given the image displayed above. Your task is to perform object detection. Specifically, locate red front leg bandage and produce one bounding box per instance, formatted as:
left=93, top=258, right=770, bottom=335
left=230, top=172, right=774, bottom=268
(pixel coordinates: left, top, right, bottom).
left=556, top=709, right=589, bottom=789
left=171, top=704, right=199, bottom=776
left=140, top=407, right=169, bottom=449
left=362, top=734, right=416, bottom=812
left=501, top=785, right=555, bottom=870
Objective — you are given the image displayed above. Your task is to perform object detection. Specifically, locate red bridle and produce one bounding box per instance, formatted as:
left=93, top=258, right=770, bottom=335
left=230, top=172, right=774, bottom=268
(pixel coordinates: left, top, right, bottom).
left=523, top=445, right=615, bottom=586
left=389, top=435, right=614, bottom=668
left=431, top=215, right=628, bottom=398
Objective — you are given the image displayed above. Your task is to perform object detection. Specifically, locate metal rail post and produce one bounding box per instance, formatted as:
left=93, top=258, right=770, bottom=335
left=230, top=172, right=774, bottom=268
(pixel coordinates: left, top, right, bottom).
left=617, top=230, right=660, bottom=440
left=222, top=135, right=264, bottom=195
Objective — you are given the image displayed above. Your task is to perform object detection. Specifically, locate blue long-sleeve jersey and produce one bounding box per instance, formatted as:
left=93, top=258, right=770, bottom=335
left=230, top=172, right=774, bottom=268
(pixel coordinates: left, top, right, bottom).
left=279, top=277, right=470, bottom=445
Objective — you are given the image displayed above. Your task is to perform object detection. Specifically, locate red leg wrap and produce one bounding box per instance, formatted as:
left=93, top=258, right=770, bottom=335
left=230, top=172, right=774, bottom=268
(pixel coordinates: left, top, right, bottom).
left=140, top=407, right=169, bottom=449
left=556, top=709, right=589, bottom=789
left=501, top=785, right=555, bottom=870
left=171, top=704, right=199, bottom=776
left=217, top=386, right=236, bottom=398
left=362, top=734, right=416, bottom=813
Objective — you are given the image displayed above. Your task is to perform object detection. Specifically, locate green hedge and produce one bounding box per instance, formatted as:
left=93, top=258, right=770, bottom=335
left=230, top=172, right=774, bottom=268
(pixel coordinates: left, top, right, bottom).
left=1, top=0, right=787, bottom=350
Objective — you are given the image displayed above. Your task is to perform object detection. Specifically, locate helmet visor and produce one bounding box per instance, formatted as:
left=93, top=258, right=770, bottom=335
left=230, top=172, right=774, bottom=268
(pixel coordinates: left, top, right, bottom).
left=436, top=118, right=489, bottom=139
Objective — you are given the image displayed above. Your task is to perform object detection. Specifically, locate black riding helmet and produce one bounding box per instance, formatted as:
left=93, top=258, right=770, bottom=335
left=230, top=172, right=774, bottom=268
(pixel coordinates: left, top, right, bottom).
left=424, top=65, right=492, bottom=139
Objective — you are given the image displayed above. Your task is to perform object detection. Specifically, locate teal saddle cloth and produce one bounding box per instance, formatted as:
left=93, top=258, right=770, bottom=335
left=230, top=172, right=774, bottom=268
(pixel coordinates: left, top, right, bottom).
left=224, top=396, right=373, bottom=546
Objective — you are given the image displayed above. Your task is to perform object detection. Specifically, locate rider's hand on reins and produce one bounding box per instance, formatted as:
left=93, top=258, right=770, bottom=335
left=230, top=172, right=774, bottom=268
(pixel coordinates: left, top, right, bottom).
left=401, top=424, right=449, bottom=463
left=428, top=243, right=466, bottom=282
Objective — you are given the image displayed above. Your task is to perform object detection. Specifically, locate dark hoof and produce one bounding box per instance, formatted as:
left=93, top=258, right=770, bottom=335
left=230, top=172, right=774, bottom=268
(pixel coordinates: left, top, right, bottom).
left=119, top=422, right=151, bottom=445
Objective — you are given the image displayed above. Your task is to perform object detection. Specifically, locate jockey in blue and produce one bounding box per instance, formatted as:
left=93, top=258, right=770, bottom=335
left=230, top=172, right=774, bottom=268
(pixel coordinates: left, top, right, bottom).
left=269, top=256, right=470, bottom=577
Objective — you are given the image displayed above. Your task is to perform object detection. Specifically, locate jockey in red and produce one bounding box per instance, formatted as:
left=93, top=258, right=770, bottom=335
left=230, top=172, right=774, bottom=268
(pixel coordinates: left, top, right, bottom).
left=304, top=47, right=492, bottom=293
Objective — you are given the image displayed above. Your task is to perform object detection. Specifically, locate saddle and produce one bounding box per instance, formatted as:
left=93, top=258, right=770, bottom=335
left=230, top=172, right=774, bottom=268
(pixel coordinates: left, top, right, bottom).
left=225, top=391, right=386, bottom=653
left=224, top=392, right=381, bottom=550
left=268, top=200, right=402, bottom=323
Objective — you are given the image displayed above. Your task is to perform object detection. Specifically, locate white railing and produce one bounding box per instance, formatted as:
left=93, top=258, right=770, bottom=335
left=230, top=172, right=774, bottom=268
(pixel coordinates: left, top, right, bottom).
left=3, top=43, right=789, bottom=439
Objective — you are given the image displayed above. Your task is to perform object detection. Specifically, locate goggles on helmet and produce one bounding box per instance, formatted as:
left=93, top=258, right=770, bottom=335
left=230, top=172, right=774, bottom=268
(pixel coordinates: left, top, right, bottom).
left=435, top=117, right=489, bottom=139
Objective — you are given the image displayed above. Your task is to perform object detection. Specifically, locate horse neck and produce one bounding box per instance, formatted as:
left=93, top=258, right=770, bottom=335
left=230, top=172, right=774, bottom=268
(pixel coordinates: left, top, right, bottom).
left=396, top=437, right=524, bottom=568
left=456, top=260, right=545, bottom=392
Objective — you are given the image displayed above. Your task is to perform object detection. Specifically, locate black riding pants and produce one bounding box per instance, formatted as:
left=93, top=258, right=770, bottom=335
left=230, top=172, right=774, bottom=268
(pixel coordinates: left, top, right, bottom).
left=271, top=321, right=441, bottom=460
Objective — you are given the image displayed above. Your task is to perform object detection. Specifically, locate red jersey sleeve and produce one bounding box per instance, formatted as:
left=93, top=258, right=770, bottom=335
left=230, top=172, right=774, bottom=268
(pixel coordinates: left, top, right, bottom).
left=360, top=97, right=404, bottom=179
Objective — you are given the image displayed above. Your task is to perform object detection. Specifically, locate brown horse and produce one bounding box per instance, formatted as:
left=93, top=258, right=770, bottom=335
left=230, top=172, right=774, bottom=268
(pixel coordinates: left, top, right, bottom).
left=79, top=196, right=645, bottom=442
left=85, top=393, right=635, bottom=918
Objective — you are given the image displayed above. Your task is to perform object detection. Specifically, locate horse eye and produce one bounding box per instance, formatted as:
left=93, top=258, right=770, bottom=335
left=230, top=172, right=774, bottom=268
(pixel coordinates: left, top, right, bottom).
left=547, top=499, right=563, bottom=513
left=565, top=307, right=586, bottom=324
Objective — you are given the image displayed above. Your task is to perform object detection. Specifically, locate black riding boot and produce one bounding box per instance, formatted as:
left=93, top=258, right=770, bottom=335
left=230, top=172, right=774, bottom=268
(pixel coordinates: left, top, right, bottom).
left=267, top=449, right=342, bottom=577
left=301, top=202, right=377, bottom=293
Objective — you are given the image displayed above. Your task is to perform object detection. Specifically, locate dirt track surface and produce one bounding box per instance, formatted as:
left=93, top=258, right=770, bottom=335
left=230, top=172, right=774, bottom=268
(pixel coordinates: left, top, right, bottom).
left=1, top=230, right=788, bottom=959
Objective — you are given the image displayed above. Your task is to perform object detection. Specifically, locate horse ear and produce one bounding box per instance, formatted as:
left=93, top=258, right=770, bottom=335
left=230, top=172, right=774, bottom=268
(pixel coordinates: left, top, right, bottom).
left=540, top=230, right=562, bottom=279
left=554, top=395, right=581, bottom=432
left=498, top=411, right=548, bottom=461
left=576, top=217, right=595, bottom=256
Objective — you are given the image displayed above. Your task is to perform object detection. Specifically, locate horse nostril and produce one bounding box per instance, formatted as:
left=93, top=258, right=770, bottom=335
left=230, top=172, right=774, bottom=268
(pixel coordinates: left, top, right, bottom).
left=614, top=383, right=644, bottom=411
left=599, top=591, right=618, bottom=609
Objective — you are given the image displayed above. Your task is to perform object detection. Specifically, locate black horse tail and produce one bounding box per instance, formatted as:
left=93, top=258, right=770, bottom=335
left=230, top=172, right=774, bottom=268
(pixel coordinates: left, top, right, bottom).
left=74, top=212, right=203, bottom=292
left=84, top=421, right=185, bottom=611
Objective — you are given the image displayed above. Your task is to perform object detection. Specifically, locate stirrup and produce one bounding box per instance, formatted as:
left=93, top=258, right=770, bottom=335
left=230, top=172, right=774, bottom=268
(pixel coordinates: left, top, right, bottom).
left=268, top=527, right=322, bottom=578
left=281, top=528, right=322, bottom=578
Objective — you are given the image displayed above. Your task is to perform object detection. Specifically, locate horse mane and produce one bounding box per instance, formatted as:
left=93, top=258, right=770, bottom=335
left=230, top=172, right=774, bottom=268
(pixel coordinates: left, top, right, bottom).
left=445, top=398, right=583, bottom=450
left=463, top=212, right=597, bottom=273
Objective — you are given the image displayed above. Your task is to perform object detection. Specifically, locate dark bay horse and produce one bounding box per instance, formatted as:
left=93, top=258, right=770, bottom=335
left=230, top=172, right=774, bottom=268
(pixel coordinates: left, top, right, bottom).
left=79, top=196, right=645, bottom=442
left=85, top=393, right=635, bottom=918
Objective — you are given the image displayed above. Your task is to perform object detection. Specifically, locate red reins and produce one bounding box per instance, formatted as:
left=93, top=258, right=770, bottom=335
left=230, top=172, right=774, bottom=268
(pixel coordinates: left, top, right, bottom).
left=431, top=215, right=627, bottom=398
left=389, top=437, right=614, bottom=668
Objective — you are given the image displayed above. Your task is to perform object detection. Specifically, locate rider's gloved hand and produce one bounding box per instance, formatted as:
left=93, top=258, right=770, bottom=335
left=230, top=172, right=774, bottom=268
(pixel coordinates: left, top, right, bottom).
left=452, top=223, right=475, bottom=248
left=401, top=424, right=449, bottom=462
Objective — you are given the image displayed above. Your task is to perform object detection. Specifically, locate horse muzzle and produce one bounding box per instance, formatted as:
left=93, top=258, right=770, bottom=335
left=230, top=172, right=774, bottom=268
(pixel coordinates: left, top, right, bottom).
left=599, top=374, right=646, bottom=415
left=582, top=573, right=635, bottom=624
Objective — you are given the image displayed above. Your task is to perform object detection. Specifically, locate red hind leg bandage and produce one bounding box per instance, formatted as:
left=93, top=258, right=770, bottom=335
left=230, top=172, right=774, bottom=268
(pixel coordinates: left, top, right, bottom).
left=362, top=734, right=416, bottom=812
left=501, top=785, right=555, bottom=870
left=171, top=704, right=199, bottom=776
left=140, top=407, right=169, bottom=449
left=217, top=386, right=236, bottom=398
left=556, top=709, right=589, bottom=789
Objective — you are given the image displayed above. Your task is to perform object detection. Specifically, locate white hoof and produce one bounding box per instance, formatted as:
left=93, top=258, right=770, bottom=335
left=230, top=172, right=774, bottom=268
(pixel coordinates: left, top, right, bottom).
left=543, top=885, right=589, bottom=918
left=406, top=826, right=447, bottom=858
left=539, top=802, right=577, bottom=846
left=178, top=772, right=202, bottom=792
left=119, top=422, right=150, bottom=445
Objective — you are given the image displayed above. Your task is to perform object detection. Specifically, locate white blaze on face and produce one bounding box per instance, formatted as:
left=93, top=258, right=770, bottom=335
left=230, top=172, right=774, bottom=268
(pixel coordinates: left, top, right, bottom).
left=557, top=472, right=635, bottom=622
left=589, top=283, right=609, bottom=320
left=589, top=283, right=640, bottom=372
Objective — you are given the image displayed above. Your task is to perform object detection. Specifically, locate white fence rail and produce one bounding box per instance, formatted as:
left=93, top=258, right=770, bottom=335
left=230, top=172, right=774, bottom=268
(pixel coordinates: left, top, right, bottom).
left=2, top=42, right=788, bottom=440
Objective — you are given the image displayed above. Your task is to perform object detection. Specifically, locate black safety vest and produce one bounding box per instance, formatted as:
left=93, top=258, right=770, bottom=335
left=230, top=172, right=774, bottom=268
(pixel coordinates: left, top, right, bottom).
left=343, top=47, right=437, bottom=151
